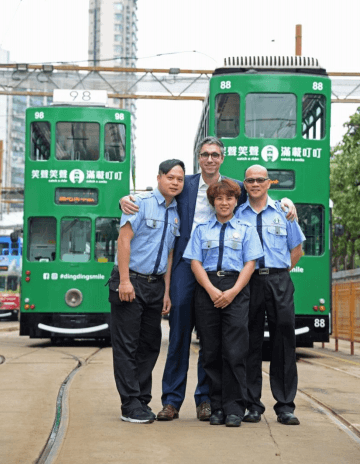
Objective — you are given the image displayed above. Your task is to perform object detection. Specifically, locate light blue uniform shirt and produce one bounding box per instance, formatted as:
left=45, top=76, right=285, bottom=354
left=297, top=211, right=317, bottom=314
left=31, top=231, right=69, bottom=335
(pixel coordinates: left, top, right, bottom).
left=118, top=188, right=180, bottom=275
left=183, top=215, right=263, bottom=272
left=236, top=196, right=306, bottom=269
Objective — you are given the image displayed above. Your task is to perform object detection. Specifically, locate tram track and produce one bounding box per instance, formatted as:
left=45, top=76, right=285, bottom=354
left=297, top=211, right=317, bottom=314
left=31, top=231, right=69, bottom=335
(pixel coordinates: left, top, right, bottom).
left=36, top=346, right=104, bottom=464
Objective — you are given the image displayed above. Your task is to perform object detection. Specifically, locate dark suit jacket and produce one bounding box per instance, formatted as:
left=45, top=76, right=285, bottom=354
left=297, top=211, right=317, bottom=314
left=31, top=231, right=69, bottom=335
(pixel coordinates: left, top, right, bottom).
left=172, top=173, right=247, bottom=271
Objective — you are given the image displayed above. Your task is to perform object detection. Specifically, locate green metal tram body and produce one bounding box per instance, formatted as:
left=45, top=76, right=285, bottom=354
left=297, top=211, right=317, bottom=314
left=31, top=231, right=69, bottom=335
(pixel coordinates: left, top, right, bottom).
left=194, top=57, right=331, bottom=347
left=20, top=103, right=131, bottom=339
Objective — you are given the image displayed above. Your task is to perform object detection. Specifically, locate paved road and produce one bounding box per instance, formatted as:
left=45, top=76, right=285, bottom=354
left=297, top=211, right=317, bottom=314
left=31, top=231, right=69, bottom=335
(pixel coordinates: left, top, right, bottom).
left=1, top=324, right=359, bottom=464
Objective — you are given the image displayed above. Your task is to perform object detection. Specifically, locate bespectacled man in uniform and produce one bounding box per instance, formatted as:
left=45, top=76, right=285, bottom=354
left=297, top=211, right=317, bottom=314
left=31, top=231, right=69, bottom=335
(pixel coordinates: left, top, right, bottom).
left=238, top=164, right=305, bottom=426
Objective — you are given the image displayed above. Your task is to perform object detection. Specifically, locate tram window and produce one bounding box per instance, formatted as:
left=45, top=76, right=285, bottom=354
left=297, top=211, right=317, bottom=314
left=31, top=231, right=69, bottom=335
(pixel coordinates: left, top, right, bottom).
left=215, top=93, right=240, bottom=138
left=245, top=93, right=296, bottom=139
left=0, top=243, right=9, bottom=254
left=0, top=276, right=5, bottom=291
left=7, top=276, right=18, bottom=291
left=302, top=94, right=326, bottom=140
left=296, top=204, right=324, bottom=256
left=105, top=123, right=126, bottom=162
left=56, top=122, right=100, bottom=161
left=30, top=122, right=51, bottom=160
left=95, top=218, right=120, bottom=262
left=60, top=218, right=91, bottom=262
left=27, top=217, right=56, bottom=262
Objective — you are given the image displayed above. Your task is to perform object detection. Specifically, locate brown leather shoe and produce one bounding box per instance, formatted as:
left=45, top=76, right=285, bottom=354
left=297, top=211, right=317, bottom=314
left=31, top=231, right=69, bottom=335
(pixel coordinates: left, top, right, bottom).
left=157, top=404, right=179, bottom=421
left=196, top=401, right=211, bottom=421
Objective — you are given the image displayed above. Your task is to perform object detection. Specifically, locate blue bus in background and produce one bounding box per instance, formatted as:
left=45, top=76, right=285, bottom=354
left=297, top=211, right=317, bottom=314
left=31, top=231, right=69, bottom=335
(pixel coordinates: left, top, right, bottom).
left=0, top=234, right=22, bottom=320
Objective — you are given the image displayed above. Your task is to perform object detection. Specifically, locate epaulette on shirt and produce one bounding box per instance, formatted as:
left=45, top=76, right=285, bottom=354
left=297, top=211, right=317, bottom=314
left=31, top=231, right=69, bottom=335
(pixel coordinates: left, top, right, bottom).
left=235, top=218, right=253, bottom=228
left=274, top=200, right=288, bottom=219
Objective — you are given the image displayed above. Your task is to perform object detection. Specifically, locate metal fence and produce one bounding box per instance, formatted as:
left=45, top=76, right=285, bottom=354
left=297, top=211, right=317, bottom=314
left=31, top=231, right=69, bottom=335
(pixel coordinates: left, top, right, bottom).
left=332, top=269, right=360, bottom=355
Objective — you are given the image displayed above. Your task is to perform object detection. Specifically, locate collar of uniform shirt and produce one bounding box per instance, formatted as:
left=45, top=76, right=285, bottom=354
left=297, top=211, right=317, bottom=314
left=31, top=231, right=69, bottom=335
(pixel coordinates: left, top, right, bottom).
left=208, top=214, right=238, bottom=229
left=239, top=195, right=277, bottom=215
left=153, top=187, right=178, bottom=208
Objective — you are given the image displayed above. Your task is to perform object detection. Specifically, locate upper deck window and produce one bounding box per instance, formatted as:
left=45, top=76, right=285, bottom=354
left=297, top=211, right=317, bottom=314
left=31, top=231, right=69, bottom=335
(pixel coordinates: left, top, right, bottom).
left=31, top=122, right=51, bottom=160
left=302, top=94, right=326, bottom=140
left=245, top=94, right=296, bottom=139
left=105, top=123, right=126, bottom=162
left=215, top=93, right=240, bottom=138
left=56, top=122, right=100, bottom=161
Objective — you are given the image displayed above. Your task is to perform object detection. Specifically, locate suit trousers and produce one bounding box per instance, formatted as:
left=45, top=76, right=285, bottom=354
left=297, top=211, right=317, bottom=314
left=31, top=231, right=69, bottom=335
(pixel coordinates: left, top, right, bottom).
left=109, top=275, right=164, bottom=414
left=195, top=275, right=250, bottom=417
left=161, top=259, right=209, bottom=410
left=246, top=271, right=298, bottom=414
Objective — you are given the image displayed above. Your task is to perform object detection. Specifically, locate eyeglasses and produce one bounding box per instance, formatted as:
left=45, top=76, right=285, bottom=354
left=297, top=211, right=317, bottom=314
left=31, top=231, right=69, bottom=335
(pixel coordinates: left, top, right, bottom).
left=199, top=152, right=221, bottom=160
left=244, top=177, right=269, bottom=184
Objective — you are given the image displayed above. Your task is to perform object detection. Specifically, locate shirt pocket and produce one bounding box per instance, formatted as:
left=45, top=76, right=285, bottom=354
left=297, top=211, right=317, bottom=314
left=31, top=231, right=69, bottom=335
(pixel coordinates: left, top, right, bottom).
left=144, top=218, right=163, bottom=242
left=201, top=239, right=219, bottom=266
left=267, top=224, right=287, bottom=250
left=224, top=238, right=244, bottom=269
left=167, top=221, right=180, bottom=249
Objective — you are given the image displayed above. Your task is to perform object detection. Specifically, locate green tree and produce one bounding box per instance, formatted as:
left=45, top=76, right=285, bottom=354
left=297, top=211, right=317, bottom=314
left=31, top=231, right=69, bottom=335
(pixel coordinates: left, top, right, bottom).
left=330, top=108, right=360, bottom=270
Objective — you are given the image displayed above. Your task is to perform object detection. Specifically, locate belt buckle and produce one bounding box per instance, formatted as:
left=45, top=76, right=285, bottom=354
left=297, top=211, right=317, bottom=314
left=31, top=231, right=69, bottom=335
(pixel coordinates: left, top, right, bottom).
left=259, top=268, right=269, bottom=275
left=147, top=275, right=155, bottom=282
left=217, top=270, right=225, bottom=277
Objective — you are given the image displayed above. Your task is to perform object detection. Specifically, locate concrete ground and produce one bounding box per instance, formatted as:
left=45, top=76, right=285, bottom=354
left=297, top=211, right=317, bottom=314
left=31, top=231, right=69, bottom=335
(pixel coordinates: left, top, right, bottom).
left=1, top=322, right=359, bottom=464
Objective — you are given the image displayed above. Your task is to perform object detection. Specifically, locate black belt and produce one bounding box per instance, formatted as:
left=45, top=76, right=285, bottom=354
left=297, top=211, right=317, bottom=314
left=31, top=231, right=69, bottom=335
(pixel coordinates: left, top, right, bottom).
left=207, top=271, right=240, bottom=277
left=255, top=268, right=288, bottom=275
left=129, top=270, right=164, bottom=282
left=112, top=266, right=164, bottom=282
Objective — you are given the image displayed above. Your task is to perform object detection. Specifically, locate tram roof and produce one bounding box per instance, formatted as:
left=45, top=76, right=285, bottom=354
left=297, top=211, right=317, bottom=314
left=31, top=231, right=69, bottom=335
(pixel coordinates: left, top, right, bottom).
left=214, top=56, right=327, bottom=76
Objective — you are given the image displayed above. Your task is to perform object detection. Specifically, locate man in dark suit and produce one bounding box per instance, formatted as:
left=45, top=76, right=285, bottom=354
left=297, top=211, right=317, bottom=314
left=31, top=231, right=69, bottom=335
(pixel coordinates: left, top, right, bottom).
left=120, top=136, right=295, bottom=421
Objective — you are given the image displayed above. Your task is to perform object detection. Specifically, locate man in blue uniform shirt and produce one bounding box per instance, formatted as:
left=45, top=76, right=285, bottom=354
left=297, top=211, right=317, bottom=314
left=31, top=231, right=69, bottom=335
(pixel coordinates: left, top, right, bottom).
left=237, top=164, right=305, bottom=426
left=108, top=159, right=184, bottom=424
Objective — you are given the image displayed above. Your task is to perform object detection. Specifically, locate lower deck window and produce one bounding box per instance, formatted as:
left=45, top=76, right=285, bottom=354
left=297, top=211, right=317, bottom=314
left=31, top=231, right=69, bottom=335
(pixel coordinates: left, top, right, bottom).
left=296, top=204, right=325, bottom=256
left=27, top=217, right=56, bottom=262
left=95, top=218, right=120, bottom=262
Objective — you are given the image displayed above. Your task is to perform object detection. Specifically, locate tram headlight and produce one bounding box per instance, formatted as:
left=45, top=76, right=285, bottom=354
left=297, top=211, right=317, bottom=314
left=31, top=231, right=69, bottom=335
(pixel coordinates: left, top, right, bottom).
left=65, top=288, right=83, bottom=308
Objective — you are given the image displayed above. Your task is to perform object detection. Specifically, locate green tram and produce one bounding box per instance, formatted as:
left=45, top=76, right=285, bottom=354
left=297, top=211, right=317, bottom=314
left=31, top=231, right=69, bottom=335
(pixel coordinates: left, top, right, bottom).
left=194, top=56, right=331, bottom=347
left=20, top=90, right=131, bottom=340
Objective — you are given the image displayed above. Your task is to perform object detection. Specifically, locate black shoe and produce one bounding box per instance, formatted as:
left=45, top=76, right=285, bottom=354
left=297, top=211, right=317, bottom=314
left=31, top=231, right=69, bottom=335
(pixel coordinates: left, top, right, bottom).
left=141, top=402, right=156, bottom=421
left=121, top=407, right=154, bottom=424
left=277, top=412, right=300, bottom=425
left=210, top=409, right=225, bottom=425
left=243, top=410, right=261, bottom=423
left=225, top=414, right=242, bottom=427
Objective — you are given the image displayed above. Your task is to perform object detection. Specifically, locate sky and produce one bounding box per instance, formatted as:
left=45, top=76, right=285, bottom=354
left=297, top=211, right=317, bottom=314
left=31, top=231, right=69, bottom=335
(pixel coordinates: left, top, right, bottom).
left=1, top=0, right=360, bottom=189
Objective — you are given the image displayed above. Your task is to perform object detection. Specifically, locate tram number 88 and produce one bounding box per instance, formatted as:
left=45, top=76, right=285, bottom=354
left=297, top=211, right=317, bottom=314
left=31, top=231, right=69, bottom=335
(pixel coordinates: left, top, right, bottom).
left=314, top=318, right=325, bottom=329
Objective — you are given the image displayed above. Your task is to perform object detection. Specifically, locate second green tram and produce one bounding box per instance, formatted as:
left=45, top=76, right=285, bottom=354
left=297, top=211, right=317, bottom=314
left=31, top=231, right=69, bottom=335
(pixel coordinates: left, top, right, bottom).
left=194, top=56, right=331, bottom=347
left=20, top=90, right=131, bottom=340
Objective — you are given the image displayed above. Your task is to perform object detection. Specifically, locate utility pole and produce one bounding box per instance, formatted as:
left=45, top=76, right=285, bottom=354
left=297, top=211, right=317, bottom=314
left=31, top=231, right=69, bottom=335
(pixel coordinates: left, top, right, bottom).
left=295, top=24, right=302, bottom=56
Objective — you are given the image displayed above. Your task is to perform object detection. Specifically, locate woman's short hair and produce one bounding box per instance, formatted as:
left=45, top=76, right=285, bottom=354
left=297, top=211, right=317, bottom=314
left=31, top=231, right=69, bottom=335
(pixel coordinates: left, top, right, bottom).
left=207, top=179, right=241, bottom=207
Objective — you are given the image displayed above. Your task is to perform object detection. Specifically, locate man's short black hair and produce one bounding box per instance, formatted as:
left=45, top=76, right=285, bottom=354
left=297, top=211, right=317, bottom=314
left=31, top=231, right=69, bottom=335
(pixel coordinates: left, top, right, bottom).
left=159, top=159, right=185, bottom=175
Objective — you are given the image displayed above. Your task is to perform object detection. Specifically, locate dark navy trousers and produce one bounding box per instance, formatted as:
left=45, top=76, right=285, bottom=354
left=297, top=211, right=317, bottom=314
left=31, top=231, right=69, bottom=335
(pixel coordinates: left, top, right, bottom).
left=161, top=259, right=209, bottom=410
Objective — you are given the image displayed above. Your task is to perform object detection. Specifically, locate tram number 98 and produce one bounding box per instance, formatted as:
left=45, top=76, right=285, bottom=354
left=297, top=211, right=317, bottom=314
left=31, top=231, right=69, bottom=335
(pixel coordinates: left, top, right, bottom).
left=115, top=113, right=125, bottom=120
left=70, top=91, right=92, bottom=102
left=314, top=318, right=326, bottom=329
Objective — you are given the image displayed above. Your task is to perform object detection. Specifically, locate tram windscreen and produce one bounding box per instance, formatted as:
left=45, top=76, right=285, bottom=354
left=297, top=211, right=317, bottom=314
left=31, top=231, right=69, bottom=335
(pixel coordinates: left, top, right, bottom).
left=56, top=122, right=100, bottom=160
left=245, top=93, right=296, bottom=139
left=296, top=204, right=324, bottom=256
left=95, top=218, right=120, bottom=262
left=60, top=218, right=91, bottom=262
left=105, top=123, right=126, bottom=161
left=215, top=93, right=240, bottom=138
left=31, top=122, right=51, bottom=160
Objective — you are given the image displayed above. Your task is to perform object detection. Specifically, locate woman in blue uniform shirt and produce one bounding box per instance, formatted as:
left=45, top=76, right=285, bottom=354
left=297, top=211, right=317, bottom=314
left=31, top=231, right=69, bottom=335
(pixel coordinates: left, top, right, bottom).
left=183, top=179, right=263, bottom=427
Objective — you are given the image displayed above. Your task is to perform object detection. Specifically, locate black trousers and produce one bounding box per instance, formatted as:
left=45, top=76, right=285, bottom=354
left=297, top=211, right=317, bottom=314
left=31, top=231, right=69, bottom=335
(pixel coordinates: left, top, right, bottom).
left=246, top=271, right=298, bottom=414
left=109, top=273, right=164, bottom=414
left=194, top=274, right=250, bottom=417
